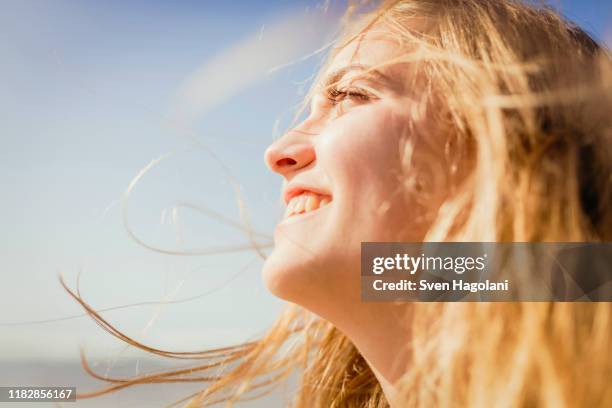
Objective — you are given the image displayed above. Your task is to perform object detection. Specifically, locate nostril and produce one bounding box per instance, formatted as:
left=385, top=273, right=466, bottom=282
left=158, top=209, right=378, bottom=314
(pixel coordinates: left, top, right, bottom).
left=276, top=158, right=297, bottom=167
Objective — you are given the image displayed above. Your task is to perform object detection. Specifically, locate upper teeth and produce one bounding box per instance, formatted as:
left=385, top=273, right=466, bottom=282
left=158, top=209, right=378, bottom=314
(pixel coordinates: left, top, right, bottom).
left=285, top=193, right=331, bottom=218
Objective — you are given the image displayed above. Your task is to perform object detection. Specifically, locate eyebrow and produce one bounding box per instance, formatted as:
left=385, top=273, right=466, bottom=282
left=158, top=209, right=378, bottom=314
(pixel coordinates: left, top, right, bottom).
left=322, top=63, right=396, bottom=89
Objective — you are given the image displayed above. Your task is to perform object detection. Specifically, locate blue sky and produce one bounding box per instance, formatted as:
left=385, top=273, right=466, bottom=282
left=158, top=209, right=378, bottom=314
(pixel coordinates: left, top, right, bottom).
left=0, top=0, right=609, bottom=362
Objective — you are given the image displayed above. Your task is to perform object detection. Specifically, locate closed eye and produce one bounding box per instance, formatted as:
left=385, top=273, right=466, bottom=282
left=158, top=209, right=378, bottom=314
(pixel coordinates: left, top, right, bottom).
left=326, top=86, right=372, bottom=105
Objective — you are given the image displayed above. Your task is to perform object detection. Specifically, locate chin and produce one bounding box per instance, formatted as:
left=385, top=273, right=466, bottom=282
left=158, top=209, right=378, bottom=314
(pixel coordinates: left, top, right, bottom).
left=262, top=242, right=358, bottom=311
left=261, top=237, right=337, bottom=304
left=261, top=247, right=308, bottom=302
left=261, top=253, right=287, bottom=299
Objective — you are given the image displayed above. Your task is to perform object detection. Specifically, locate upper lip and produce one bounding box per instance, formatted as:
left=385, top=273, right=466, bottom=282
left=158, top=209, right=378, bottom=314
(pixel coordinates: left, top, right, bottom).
left=283, top=183, right=331, bottom=205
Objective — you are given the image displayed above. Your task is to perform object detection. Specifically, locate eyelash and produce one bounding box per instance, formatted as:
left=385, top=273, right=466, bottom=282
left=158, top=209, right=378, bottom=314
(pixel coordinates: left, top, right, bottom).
left=325, top=86, right=371, bottom=105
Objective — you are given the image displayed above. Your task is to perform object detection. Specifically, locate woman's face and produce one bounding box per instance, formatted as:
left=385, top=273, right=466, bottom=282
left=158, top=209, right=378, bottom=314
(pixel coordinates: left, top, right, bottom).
left=262, top=30, right=451, bottom=309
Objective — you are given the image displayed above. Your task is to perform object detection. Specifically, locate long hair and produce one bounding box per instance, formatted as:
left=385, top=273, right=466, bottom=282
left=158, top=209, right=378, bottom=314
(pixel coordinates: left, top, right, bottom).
left=65, top=1, right=612, bottom=406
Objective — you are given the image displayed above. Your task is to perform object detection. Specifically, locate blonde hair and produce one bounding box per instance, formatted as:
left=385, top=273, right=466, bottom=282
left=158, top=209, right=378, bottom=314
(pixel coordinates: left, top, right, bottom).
left=67, top=1, right=612, bottom=407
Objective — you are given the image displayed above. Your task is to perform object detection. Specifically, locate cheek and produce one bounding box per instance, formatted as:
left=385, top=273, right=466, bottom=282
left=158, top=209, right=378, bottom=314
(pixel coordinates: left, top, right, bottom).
left=319, top=104, right=452, bottom=241
left=322, top=107, right=405, bottom=181
left=319, top=107, right=412, bottom=238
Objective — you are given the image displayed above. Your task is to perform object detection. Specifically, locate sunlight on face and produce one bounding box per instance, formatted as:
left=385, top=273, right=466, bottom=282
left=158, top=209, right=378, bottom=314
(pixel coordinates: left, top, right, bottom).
left=261, top=30, right=452, bottom=311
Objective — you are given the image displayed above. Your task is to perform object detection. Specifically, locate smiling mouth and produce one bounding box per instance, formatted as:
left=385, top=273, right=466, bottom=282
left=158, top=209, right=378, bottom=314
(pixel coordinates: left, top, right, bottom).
left=284, top=192, right=332, bottom=219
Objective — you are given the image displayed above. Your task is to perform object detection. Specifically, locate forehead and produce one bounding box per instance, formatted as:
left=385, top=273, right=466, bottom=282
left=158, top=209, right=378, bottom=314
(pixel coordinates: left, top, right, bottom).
left=323, top=30, right=412, bottom=92
left=329, top=31, right=402, bottom=70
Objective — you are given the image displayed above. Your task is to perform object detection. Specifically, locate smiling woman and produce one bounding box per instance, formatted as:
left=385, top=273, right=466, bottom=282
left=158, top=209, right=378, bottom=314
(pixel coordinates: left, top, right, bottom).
left=66, top=0, right=612, bottom=407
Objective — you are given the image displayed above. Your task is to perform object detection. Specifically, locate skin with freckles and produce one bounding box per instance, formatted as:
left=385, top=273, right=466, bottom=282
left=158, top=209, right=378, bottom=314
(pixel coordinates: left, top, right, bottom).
left=262, top=31, right=456, bottom=396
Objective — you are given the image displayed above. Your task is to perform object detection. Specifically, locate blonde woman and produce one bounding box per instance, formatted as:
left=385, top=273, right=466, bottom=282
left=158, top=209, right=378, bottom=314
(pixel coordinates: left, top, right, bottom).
left=66, top=0, right=612, bottom=406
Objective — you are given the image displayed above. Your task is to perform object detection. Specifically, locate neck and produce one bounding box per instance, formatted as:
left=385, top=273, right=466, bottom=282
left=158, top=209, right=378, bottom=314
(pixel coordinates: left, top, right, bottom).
left=315, top=301, right=412, bottom=405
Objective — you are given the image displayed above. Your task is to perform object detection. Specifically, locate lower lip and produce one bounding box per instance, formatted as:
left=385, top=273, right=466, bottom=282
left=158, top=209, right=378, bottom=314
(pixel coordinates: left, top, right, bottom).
left=277, top=203, right=332, bottom=226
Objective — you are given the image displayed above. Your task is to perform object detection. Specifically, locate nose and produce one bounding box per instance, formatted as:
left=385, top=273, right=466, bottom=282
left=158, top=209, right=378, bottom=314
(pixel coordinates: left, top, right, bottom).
left=264, top=132, right=316, bottom=177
